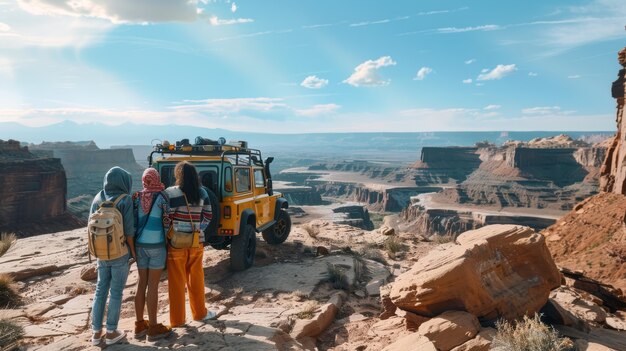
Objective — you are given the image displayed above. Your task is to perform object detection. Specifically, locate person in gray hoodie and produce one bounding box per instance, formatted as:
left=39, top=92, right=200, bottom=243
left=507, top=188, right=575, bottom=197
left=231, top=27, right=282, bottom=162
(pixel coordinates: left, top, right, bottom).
left=89, top=167, right=137, bottom=346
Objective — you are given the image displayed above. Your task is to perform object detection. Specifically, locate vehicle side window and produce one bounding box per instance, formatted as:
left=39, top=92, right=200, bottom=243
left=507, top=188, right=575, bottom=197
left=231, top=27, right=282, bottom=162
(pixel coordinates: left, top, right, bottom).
left=235, top=168, right=251, bottom=193
left=254, top=169, right=265, bottom=188
left=224, top=167, right=233, bottom=193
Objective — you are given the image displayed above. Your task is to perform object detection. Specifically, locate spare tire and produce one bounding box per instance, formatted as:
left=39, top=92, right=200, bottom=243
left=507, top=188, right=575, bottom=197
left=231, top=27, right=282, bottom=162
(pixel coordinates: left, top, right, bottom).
left=203, top=187, right=220, bottom=247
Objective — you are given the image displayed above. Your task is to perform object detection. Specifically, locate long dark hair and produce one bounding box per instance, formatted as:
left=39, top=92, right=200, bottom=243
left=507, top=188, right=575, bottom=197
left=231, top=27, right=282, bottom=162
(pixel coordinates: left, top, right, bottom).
left=175, top=161, right=200, bottom=204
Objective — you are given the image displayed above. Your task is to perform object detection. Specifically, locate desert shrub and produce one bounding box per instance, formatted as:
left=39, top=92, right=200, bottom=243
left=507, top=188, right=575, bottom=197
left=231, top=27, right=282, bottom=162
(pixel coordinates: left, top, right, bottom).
left=431, top=233, right=455, bottom=244
left=296, top=300, right=319, bottom=319
left=358, top=247, right=387, bottom=265
left=291, top=290, right=309, bottom=301
left=302, top=224, right=319, bottom=239
left=383, top=237, right=405, bottom=257
left=492, top=313, right=574, bottom=351
left=0, top=319, right=24, bottom=349
left=0, top=274, right=21, bottom=308
left=0, top=233, right=16, bottom=257
left=353, top=256, right=370, bottom=283
left=325, top=263, right=350, bottom=291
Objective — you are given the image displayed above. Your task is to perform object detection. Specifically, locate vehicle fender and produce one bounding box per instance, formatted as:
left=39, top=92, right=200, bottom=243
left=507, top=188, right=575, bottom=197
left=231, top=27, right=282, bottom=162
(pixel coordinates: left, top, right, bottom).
left=274, top=198, right=288, bottom=220
left=239, top=208, right=256, bottom=234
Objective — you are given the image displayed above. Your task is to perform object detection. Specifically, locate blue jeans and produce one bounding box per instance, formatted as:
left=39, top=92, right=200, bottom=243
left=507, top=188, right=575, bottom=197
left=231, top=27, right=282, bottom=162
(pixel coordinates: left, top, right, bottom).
left=91, top=253, right=130, bottom=332
left=136, top=246, right=167, bottom=270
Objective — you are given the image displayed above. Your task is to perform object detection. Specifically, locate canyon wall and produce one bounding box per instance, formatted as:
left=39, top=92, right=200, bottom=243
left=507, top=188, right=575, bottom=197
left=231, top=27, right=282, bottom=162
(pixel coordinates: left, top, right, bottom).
left=30, top=141, right=144, bottom=201
left=0, top=140, right=82, bottom=235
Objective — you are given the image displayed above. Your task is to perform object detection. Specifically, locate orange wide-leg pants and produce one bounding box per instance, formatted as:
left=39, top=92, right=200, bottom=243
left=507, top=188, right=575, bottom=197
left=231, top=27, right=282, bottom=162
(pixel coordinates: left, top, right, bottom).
left=167, top=246, right=207, bottom=327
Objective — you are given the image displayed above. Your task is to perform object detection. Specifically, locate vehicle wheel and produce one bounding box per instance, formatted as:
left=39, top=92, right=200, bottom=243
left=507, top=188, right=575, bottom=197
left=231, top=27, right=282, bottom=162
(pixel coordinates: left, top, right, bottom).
left=230, top=223, right=256, bottom=271
left=202, top=187, right=220, bottom=246
left=262, top=209, right=291, bottom=245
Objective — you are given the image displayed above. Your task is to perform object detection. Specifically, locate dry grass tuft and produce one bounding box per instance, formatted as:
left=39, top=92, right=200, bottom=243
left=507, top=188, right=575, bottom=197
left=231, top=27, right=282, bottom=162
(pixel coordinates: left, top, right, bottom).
left=325, top=263, right=351, bottom=291
left=0, top=319, right=24, bottom=349
left=291, top=290, right=309, bottom=301
left=0, top=233, right=16, bottom=257
left=0, top=274, right=21, bottom=308
left=431, top=233, right=456, bottom=244
left=492, top=313, right=574, bottom=351
left=383, top=237, right=405, bottom=258
left=296, top=300, right=319, bottom=319
left=302, top=224, right=320, bottom=239
left=358, top=247, right=388, bottom=265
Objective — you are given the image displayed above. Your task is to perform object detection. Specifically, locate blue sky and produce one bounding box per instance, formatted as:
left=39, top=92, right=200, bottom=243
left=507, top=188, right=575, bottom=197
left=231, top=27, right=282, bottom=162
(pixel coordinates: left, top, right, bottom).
left=0, top=0, right=625, bottom=132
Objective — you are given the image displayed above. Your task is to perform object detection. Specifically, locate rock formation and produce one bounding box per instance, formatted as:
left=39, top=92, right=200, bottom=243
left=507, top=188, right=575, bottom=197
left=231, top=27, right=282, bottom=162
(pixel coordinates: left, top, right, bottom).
left=600, top=47, right=626, bottom=194
left=0, top=140, right=82, bottom=235
left=390, top=225, right=561, bottom=321
left=29, top=141, right=144, bottom=219
left=542, top=192, right=626, bottom=292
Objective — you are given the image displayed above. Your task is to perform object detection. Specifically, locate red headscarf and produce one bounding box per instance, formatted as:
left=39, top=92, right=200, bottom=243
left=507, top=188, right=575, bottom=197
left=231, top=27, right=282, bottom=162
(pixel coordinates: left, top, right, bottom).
left=139, top=168, right=165, bottom=214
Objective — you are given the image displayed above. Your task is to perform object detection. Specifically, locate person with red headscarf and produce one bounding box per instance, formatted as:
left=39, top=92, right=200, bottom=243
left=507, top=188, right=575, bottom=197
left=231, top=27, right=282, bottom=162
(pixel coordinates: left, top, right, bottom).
left=132, top=168, right=172, bottom=341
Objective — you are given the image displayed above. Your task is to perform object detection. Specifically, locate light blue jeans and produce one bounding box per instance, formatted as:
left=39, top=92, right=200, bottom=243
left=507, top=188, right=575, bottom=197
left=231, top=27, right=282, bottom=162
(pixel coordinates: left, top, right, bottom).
left=91, top=253, right=130, bottom=332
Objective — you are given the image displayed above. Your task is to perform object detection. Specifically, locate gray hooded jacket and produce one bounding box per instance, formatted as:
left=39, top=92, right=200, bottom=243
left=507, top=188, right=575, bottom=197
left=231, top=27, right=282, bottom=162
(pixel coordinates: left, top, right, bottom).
left=90, top=166, right=135, bottom=237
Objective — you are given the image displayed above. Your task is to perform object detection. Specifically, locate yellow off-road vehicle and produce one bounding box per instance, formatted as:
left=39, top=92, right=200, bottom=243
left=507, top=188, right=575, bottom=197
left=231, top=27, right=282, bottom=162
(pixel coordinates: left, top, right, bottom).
left=149, top=137, right=291, bottom=271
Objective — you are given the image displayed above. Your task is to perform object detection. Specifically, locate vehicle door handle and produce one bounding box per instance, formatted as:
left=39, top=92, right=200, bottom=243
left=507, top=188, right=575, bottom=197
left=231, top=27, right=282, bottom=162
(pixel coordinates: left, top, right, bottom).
left=255, top=200, right=261, bottom=204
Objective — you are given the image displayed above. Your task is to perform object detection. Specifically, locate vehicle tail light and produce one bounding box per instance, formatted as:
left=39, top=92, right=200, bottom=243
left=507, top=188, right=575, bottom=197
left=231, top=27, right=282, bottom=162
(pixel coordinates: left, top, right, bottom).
left=224, top=206, right=231, bottom=219
left=220, top=229, right=234, bottom=235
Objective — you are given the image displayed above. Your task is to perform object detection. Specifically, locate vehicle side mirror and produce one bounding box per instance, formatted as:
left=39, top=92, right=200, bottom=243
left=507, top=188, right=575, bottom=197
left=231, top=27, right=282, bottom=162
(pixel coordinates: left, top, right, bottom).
left=265, top=157, right=274, bottom=164
left=225, top=181, right=233, bottom=192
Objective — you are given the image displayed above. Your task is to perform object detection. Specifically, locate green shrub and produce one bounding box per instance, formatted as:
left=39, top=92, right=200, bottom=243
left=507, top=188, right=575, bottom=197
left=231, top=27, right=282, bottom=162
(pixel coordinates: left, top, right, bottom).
left=383, top=237, right=405, bottom=257
left=325, top=263, right=350, bottom=291
left=0, top=274, right=21, bottom=308
left=0, top=319, right=24, bottom=349
left=492, top=314, right=574, bottom=351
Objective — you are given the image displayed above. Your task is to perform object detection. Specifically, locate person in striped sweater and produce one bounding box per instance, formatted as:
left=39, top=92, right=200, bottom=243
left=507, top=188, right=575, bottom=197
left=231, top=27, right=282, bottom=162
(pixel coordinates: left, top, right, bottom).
left=133, top=168, right=172, bottom=341
left=164, top=161, right=214, bottom=327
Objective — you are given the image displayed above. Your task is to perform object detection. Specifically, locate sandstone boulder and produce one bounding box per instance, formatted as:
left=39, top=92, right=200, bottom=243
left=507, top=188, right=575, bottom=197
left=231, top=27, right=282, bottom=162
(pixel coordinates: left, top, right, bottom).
left=380, top=225, right=395, bottom=236
left=381, top=333, right=437, bottom=351
left=390, top=225, right=561, bottom=320
left=450, top=328, right=495, bottom=351
left=417, top=311, right=480, bottom=351
left=80, top=265, right=97, bottom=281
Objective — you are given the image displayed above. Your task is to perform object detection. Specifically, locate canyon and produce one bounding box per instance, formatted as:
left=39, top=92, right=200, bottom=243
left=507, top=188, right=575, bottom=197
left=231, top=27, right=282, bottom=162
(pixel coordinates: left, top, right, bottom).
left=0, top=140, right=82, bottom=236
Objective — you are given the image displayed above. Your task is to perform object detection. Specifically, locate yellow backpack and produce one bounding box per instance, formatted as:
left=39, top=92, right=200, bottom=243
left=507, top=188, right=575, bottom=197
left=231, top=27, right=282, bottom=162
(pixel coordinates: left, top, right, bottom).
left=87, top=194, right=129, bottom=261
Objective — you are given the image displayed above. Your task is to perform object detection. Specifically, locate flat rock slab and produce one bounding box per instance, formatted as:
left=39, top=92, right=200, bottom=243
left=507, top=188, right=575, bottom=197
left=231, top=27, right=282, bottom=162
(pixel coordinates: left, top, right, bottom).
left=225, top=255, right=358, bottom=294
left=220, top=306, right=289, bottom=328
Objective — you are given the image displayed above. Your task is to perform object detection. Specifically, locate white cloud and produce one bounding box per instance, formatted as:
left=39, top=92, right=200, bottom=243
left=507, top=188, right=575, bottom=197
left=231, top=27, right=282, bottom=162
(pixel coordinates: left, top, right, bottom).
left=209, top=16, right=253, bottom=26
left=480, top=68, right=489, bottom=73
left=17, top=0, right=200, bottom=24
left=300, top=75, right=329, bottom=89
left=231, top=2, right=237, bottom=13
left=484, top=105, right=501, bottom=110
left=464, top=59, right=476, bottom=64
left=437, top=24, right=501, bottom=33
left=528, top=72, right=538, bottom=77
left=521, top=106, right=575, bottom=115
left=475, top=83, right=484, bottom=86
left=462, top=79, right=473, bottom=84
left=567, top=74, right=581, bottom=79
left=295, top=104, right=340, bottom=117
left=350, top=19, right=390, bottom=27
left=173, top=98, right=288, bottom=113
left=477, top=64, right=517, bottom=81
left=0, top=22, right=10, bottom=31
left=343, top=56, right=397, bottom=87
left=414, top=67, right=433, bottom=81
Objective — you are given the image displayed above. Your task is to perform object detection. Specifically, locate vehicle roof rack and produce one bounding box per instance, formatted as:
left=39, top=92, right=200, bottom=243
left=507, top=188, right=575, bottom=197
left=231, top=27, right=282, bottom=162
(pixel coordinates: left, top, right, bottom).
left=148, top=137, right=263, bottom=167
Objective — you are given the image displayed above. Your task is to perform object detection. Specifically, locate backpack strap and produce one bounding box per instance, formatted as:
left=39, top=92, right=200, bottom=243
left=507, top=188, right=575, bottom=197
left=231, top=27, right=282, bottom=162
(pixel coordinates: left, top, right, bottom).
left=113, top=194, right=128, bottom=206
left=182, top=193, right=196, bottom=232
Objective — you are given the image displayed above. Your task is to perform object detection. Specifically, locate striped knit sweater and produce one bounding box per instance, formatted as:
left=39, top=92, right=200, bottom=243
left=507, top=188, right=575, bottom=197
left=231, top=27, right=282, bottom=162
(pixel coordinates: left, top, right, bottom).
left=164, top=186, right=212, bottom=243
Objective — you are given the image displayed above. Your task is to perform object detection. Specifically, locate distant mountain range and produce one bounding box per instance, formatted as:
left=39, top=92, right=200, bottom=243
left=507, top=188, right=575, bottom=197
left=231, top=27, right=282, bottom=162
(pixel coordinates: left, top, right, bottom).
left=1, top=121, right=614, bottom=163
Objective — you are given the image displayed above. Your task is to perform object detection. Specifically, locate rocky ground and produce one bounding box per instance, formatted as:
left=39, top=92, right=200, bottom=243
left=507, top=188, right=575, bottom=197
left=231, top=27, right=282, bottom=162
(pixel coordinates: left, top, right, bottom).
left=1, top=213, right=625, bottom=350
left=0, top=215, right=436, bottom=350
